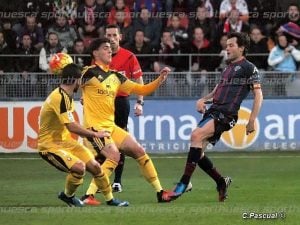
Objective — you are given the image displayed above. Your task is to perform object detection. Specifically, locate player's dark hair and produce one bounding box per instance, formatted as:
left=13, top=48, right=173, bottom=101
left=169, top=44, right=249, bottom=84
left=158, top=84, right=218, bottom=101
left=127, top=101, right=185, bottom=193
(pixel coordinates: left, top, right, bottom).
left=61, top=63, right=82, bottom=84
left=105, top=24, right=121, bottom=34
left=227, top=32, right=250, bottom=56
left=89, top=38, right=110, bottom=58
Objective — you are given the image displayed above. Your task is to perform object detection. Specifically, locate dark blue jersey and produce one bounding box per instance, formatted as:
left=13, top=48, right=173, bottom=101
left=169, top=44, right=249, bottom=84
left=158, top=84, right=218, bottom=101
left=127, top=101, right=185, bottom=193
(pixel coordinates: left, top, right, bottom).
left=211, top=58, right=260, bottom=115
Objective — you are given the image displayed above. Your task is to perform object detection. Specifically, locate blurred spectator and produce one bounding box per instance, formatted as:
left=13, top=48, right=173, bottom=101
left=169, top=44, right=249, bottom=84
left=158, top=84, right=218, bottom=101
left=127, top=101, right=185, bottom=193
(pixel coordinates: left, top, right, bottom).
left=188, top=5, right=216, bottom=44
left=107, top=8, right=133, bottom=46
left=107, top=0, right=132, bottom=26
left=219, top=0, right=249, bottom=23
left=18, top=15, right=44, bottom=51
left=268, top=33, right=300, bottom=96
left=211, top=34, right=228, bottom=72
left=124, top=0, right=135, bottom=11
left=53, top=0, right=78, bottom=25
left=246, top=0, right=276, bottom=36
left=39, top=32, right=67, bottom=73
left=248, top=26, right=269, bottom=70
left=167, top=14, right=189, bottom=51
left=165, top=0, right=195, bottom=14
left=187, top=26, right=213, bottom=95
left=134, top=0, right=163, bottom=13
left=194, top=0, right=214, bottom=18
left=39, top=32, right=67, bottom=96
left=132, top=7, right=162, bottom=51
left=154, top=29, right=182, bottom=96
left=13, top=34, right=38, bottom=97
left=0, top=31, right=14, bottom=73
left=154, top=29, right=182, bottom=72
left=96, top=0, right=114, bottom=11
left=277, top=3, right=300, bottom=27
left=217, top=8, right=249, bottom=36
left=189, top=26, right=212, bottom=71
left=276, top=3, right=300, bottom=48
left=17, top=1, right=54, bottom=26
left=76, top=0, right=106, bottom=38
left=124, top=29, right=154, bottom=72
left=1, top=19, right=17, bottom=51
left=69, top=38, right=90, bottom=67
left=47, top=13, right=78, bottom=49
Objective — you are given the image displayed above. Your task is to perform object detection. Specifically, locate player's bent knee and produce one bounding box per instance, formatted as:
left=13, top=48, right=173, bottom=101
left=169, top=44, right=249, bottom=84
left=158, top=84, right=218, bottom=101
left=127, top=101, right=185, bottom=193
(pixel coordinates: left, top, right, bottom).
left=70, top=160, right=86, bottom=176
left=124, top=144, right=145, bottom=159
left=106, top=151, right=120, bottom=162
left=86, top=159, right=101, bottom=175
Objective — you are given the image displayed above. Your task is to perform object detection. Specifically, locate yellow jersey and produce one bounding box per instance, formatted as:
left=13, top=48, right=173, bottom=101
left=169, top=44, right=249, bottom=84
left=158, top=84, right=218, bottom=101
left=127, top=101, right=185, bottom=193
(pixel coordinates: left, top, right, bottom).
left=81, top=64, right=138, bottom=129
left=38, top=87, right=77, bottom=150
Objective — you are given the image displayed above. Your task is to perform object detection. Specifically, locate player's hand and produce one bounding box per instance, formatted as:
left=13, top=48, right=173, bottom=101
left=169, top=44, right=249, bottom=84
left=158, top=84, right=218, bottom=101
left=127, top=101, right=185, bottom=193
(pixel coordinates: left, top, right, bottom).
left=94, top=130, right=110, bottom=138
left=159, top=67, right=171, bottom=84
left=196, top=99, right=207, bottom=113
left=134, top=103, right=143, bottom=116
left=246, top=121, right=255, bottom=135
left=80, top=97, right=84, bottom=105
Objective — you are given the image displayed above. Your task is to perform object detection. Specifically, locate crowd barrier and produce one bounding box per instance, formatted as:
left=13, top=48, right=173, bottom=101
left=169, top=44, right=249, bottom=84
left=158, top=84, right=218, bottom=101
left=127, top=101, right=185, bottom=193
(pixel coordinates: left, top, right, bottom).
left=1, top=71, right=300, bottom=100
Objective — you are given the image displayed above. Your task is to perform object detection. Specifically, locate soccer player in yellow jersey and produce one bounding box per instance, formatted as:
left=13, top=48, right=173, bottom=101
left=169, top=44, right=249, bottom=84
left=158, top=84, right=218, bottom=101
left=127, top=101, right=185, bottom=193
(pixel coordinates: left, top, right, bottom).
left=80, top=38, right=174, bottom=203
left=38, top=63, right=129, bottom=207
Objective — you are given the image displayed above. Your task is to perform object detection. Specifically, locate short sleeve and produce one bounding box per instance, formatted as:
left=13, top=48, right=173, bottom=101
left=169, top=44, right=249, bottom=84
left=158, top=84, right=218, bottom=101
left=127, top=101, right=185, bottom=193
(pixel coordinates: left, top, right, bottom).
left=247, top=64, right=261, bottom=89
left=50, top=93, right=75, bottom=124
left=130, top=55, right=143, bottom=79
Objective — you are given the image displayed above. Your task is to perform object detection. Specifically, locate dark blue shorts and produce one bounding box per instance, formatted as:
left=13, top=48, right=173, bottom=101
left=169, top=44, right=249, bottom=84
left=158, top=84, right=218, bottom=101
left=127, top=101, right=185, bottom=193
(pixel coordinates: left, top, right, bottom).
left=198, top=108, right=237, bottom=145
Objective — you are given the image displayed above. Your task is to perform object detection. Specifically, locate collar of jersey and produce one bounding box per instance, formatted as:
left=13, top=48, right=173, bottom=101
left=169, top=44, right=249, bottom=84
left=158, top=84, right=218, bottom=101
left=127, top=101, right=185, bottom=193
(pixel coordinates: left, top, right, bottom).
left=231, top=57, right=245, bottom=65
left=95, top=61, right=110, bottom=72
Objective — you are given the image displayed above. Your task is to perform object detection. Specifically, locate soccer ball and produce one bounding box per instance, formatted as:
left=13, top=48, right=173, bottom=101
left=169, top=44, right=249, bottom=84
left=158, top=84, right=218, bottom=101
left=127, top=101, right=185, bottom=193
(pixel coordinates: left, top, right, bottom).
left=49, top=52, right=73, bottom=75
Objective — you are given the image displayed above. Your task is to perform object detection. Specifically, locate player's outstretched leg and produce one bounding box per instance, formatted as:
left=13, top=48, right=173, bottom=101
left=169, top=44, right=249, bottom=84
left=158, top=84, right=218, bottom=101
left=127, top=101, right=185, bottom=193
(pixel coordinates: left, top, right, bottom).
left=171, top=147, right=201, bottom=199
left=135, top=154, right=176, bottom=203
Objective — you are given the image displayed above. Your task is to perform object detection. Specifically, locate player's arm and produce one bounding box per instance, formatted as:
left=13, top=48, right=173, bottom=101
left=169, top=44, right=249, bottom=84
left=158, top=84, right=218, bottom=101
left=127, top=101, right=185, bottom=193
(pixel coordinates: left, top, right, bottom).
left=66, top=122, right=110, bottom=138
left=246, top=65, right=263, bottom=135
left=119, top=67, right=170, bottom=96
left=196, top=84, right=218, bottom=113
left=134, top=76, right=144, bottom=116
left=52, top=90, right=109, bottom=139
left=246, top=86, right=263, bottom=135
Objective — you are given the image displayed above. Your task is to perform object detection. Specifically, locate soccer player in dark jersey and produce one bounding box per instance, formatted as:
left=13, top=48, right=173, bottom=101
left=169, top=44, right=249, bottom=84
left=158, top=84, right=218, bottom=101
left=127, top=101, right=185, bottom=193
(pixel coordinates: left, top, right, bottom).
left=80, top=38, right=174, bottom=204
left=170, top=32, right=263, bottom=202
left=38, top=63, right=129, bottom=207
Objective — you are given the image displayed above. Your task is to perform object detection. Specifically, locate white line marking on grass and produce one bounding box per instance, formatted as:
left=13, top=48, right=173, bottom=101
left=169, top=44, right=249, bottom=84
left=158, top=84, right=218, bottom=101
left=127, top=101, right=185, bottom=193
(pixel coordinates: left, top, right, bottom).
left=1, top=155, right=300, bottom=160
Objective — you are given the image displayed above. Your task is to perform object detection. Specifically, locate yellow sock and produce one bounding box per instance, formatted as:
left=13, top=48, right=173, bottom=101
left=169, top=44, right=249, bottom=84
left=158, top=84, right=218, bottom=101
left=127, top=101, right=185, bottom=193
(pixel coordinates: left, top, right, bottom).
left=101, top=159, right=118, bottom=177
left=93, top=172, right=113, bottom=201
left=86, top=159, right=117, bottom=196
left=137, top=154, right=162, bottom=192
left=86, top=179, right=98, bottom=196
left=64, top=173, right=83, bottom=197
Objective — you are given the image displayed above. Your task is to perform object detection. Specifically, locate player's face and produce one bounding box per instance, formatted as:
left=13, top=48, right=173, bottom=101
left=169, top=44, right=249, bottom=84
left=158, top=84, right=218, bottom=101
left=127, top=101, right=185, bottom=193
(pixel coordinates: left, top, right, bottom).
left=105, top=28, right=122, bottom=53
left=94, top=42, right=112, bottom=64
left=226, top=37, right=244, bottom=63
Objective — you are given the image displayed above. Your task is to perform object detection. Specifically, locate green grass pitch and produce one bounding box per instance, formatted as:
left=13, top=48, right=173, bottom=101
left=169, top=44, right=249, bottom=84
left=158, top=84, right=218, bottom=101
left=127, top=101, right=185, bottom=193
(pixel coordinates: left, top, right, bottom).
left=0, top=151, right=299, bottom=225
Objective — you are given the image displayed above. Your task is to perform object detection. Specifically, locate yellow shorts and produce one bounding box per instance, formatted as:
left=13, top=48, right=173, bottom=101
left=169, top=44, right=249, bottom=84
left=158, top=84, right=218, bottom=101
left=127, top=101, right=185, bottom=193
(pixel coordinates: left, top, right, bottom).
left=83, top=125, right=129, bottom=156
left=38, top=140, right=94, bottom=172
